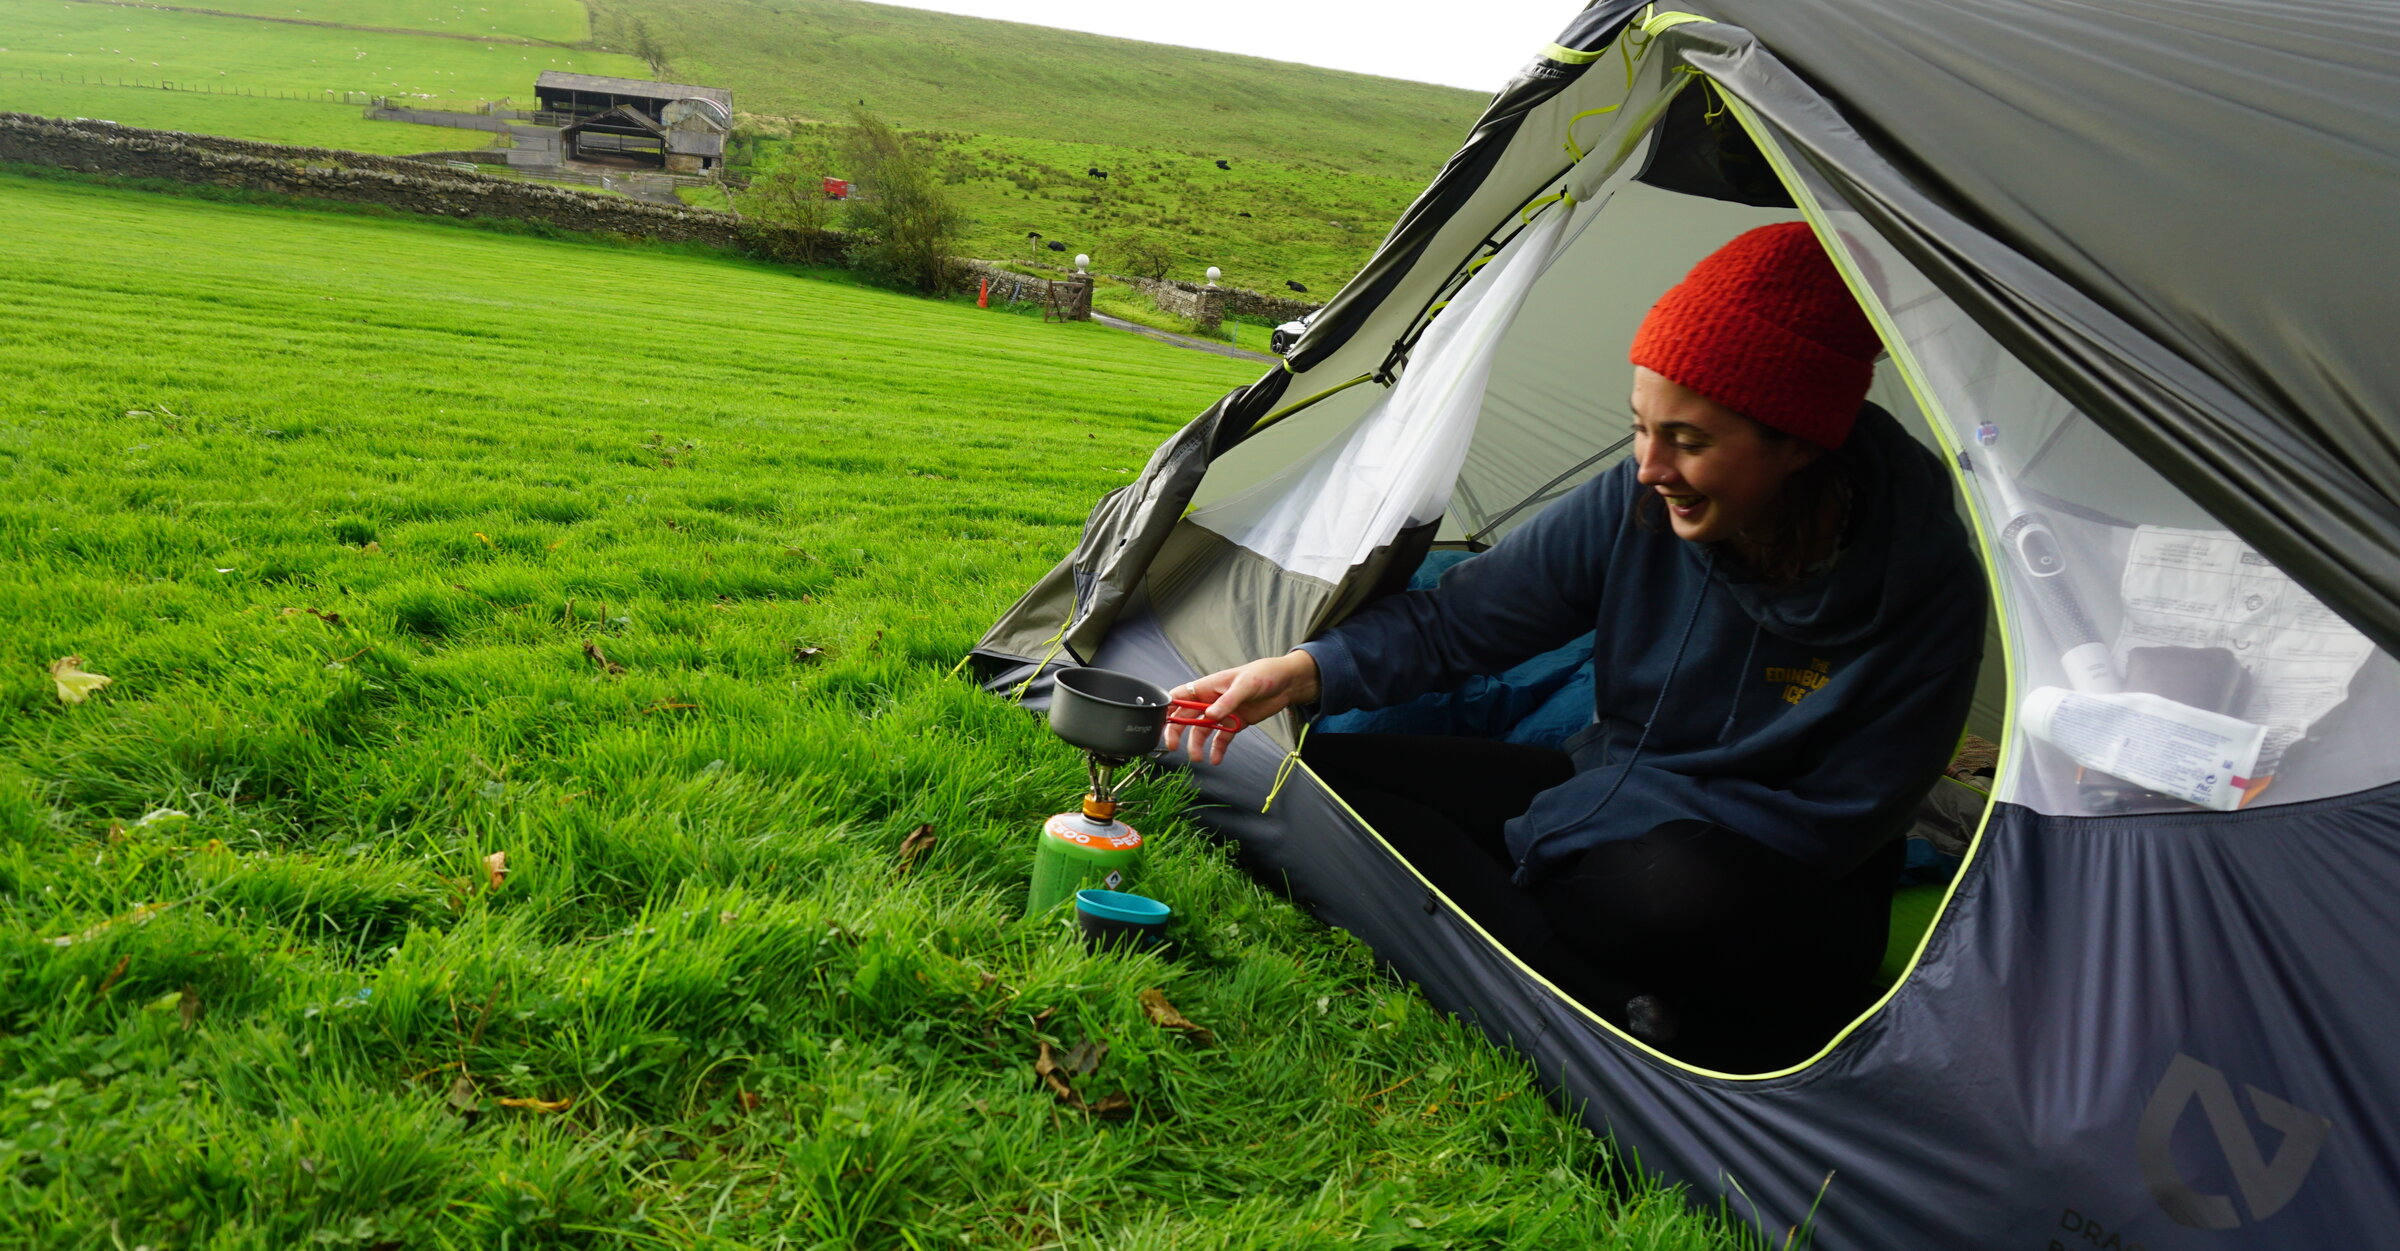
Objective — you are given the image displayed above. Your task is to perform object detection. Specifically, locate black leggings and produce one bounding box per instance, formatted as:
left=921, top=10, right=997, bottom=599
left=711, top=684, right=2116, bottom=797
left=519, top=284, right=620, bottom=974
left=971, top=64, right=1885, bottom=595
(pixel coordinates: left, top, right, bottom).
left=1304, top=732, right=1901, bottom=1070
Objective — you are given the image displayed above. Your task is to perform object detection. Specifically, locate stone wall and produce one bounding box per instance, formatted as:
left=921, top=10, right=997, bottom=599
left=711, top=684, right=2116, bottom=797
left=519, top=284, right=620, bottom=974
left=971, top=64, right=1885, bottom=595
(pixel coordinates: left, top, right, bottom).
left=0, top=112, right=1331, bottom=318
left=1220, top=287, right=1321, bottom=322
left=1118, top=275, right=1226, bottom=330
left=970, top=259, right=1318, bottom=327
left=954, top=259, right=1090, bottom=319
left=0, top=113, right=847, bottom=262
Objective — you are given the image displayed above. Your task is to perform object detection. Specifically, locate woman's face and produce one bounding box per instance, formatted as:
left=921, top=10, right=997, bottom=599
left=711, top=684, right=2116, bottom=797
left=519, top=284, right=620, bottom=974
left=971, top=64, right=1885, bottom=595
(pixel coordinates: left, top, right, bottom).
left=1629, top=366, right=1823, bottom=545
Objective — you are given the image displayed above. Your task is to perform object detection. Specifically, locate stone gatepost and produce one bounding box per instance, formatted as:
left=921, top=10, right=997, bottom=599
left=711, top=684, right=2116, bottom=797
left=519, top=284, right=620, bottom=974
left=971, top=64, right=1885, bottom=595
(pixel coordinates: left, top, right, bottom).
left=1193, top=284, right=1226, bottom=333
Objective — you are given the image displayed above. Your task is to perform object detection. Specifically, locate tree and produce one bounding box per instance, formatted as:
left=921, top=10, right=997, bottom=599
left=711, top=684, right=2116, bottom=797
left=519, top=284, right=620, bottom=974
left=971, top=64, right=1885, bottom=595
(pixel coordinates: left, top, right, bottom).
left=1111, top=232, right=1174, bottom=280
left=837, top=107, right=969, bottom=294
left=627, top=18, right=672, bottom=76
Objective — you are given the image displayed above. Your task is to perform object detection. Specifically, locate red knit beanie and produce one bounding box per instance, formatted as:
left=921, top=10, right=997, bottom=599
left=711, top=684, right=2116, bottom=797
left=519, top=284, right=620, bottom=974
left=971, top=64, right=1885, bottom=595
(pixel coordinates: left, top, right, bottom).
left=1627, top=222, right=1882, bottom=448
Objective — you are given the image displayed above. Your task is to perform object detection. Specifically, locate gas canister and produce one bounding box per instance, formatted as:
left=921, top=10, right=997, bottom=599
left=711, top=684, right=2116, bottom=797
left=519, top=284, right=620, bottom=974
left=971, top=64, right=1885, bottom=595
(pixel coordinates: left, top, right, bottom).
left=1027, top=807, right=1142, bottom=916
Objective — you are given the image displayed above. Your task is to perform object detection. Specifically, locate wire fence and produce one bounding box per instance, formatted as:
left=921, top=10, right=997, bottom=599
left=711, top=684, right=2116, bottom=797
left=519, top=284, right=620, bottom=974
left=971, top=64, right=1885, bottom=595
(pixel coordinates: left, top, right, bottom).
left=3, top=69, right=480, bottom=110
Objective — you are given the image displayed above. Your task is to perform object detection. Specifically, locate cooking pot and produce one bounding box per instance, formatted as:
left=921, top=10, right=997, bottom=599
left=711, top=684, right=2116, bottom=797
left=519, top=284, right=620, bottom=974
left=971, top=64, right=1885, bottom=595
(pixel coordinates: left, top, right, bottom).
left=1048, top=667, right=1241, bottom=759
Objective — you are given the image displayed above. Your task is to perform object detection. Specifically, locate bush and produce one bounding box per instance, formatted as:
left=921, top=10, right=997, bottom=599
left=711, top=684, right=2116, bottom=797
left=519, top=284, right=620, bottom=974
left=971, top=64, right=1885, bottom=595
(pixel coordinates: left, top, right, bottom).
left=1111, top=231, right=1174, bottom=280
left=835, top=108, right=969, bottom=294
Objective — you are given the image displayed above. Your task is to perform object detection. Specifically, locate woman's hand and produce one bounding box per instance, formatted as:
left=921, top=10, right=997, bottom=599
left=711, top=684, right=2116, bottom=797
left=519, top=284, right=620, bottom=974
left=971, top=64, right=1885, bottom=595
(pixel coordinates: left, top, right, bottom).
left=1165, top=651, right=1321, bottom=766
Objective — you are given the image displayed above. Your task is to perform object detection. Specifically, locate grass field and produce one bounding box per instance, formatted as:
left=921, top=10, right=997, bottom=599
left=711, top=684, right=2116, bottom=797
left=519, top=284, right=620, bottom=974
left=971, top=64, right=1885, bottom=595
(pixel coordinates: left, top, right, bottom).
left=0, top=79, right=482, bottom=151
left=0, top=0, right=641, bottom=105
left=599, top=0, right=1481, bottom=179
left=622, top=0, right=1482, bottom=288
left=176, top=0, right=591, bottom=44
left=0, top=0, right=1482, bottom=291
left=0, top=174, right=1754, bottom=1247
left=930, top=131, right=1415, bottom=296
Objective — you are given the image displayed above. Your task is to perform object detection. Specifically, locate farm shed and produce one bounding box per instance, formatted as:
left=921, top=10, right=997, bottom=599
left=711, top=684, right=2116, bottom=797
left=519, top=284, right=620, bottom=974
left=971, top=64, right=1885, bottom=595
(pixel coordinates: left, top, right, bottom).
left=534, top=71, right=731, bottom=174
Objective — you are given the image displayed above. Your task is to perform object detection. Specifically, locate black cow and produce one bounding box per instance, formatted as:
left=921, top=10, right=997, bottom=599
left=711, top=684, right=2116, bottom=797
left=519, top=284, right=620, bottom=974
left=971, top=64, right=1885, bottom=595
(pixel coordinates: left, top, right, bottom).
left=1285, top=280, right=1309, bottom=293
left=1048, top=241, right=1067, bottom=252
left=1215, top=159, right=1230, bottom=170
left=1237, top=211, right=1251, bottom=218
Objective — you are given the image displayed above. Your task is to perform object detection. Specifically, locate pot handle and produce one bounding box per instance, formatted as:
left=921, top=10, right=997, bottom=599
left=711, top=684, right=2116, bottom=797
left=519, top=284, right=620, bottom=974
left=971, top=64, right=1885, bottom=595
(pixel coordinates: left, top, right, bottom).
left=1164, top=699, right=1244, bottom=734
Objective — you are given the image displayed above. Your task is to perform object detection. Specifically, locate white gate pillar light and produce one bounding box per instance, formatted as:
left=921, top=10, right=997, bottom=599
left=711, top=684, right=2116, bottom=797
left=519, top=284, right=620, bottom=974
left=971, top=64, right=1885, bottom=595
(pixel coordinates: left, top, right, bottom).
left=1205, top=266, right=1221, bottom=287
left=1074, top=254, right=1090, bottom=274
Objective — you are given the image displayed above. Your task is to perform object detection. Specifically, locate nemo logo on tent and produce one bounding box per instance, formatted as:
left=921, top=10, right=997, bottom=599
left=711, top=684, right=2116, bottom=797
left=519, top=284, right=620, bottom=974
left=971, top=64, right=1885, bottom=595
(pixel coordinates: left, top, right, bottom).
left=2136, top=1053, right=2329, bottom=1229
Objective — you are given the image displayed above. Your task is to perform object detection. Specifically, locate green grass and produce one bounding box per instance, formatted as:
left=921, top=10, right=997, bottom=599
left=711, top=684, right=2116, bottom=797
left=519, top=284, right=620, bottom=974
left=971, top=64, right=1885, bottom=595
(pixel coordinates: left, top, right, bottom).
left=0, top=0, right=642, bottom=106
left=0, top=0, right=1480, bottom=290
left=610, top=0, right=1481, bottom=179
left=0, top=174, right=1754, bottom=1247
left=923, top=130, right=1417, bottom=295
left=644, top=0, right=1485, bottom=289
left=176, top=0, right=591, bottom=44
left=0, top=79, right=485, bottom=151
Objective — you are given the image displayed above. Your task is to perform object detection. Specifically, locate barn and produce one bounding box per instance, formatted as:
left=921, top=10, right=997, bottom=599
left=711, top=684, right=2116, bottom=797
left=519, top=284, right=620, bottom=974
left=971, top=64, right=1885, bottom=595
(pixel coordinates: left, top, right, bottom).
left=532, top=71, right=732, bottom=175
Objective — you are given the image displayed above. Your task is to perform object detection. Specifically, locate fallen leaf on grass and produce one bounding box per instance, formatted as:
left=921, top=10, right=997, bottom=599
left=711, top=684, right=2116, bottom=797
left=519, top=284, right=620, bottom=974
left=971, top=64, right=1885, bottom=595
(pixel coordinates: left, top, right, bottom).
left=179, top=986, right=199, bottom=1030
left=1033, top=1040, right=1133, bottom=1118
left=495, top=1096, right=571, bottom=1113
left=1139, top=988, right=1216, bottom=1046
left=793, top=644, right=826, bottom=663
left=134, top=808, right=189, bottom=828
left=1032, top=1041, right=1076, bottom=1102
left=737, top=1090, right=762, bottom=1113
left=92, top=954, right=132, bottom=999
left=447, top=1073, right=480, bottom=1113
left=473, top=532, right=493, bottom=547
left=482, top=851, right=508, bottom=891
left=582, top=641, right=625, bottom=675
left=896, top=823, right=937, bottom=873
left=362, top=541, right=382, bottom=554
left=49, top=901, right=172, bottom=947
left=49, top=656, right=113, bottom=704
left=1061, top=1039, right=1106, bottom=1077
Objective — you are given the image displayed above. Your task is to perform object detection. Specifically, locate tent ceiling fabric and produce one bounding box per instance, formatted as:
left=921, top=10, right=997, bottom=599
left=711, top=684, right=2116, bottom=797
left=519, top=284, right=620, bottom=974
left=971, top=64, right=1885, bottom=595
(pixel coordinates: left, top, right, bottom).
left=1657, top=1, right=2400, bottom=656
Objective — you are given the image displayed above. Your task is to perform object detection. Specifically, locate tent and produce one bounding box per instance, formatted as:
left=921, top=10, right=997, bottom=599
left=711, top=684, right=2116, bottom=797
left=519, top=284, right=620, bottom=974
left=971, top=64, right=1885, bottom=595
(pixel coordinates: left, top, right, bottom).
left=970, top=2, right=2400, bottom=1244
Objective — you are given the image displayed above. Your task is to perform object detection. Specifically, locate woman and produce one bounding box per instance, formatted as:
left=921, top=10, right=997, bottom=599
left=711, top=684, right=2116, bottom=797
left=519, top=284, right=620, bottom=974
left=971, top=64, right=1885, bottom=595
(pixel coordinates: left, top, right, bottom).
left=1167, top=223, right=1985, bottom=1069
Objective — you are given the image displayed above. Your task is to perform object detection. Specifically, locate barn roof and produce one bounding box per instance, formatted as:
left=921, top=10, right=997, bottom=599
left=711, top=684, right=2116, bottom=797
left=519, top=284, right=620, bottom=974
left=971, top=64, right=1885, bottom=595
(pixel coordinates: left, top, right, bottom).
left=534, top=71, right=731, bottom=109
left=560, top=104, right=666, bottom=139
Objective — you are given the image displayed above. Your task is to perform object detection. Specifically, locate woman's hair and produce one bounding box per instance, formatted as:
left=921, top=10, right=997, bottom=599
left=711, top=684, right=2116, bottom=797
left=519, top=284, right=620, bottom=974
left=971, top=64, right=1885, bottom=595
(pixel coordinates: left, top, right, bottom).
left=1633, top=419, right=1858, bottom=587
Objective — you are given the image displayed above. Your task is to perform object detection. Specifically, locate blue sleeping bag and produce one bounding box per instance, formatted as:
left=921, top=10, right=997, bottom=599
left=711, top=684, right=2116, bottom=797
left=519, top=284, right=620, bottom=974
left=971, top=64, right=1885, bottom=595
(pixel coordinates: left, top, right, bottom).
left=1318, top=549, right=1597, bottom=750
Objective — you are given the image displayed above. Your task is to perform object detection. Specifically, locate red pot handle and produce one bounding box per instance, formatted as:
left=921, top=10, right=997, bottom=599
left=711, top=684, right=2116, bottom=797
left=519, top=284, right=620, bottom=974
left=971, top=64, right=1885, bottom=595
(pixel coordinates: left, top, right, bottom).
left=1164, top=698, right=1244, bottom=734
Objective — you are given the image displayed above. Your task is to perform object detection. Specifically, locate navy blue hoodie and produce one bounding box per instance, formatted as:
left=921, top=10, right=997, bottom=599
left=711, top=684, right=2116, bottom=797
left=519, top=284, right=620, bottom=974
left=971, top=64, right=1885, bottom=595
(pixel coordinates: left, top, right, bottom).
left=1298, top=404, right=1985, bottom=882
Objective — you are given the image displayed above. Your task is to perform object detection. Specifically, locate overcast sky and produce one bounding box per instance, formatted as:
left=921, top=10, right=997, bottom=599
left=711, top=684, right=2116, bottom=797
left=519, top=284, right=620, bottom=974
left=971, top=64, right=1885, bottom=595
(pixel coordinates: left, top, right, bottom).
left=881, top=0, right=1591, bottom=92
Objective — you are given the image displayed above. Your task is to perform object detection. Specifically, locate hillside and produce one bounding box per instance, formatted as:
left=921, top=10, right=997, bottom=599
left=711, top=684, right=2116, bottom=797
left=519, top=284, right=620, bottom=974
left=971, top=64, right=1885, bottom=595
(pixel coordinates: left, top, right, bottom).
left=0, top=171, right=1745, bottom=1248
left=0, top=0, right=1492, bottom=289
left=591, top=0, right=1485, bottom=180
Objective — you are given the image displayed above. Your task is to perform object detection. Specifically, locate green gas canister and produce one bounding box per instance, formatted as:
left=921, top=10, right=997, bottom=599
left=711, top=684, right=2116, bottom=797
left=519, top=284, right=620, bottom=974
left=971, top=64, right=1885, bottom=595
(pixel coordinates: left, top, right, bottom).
left=1027, top=798, right=1143, bottom=916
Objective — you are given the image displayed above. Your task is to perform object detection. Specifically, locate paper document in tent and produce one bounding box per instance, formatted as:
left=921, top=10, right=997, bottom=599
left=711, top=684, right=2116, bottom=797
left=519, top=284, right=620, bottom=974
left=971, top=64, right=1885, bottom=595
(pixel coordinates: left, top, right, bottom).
left=2114, top=526, right=2375, bottom=772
